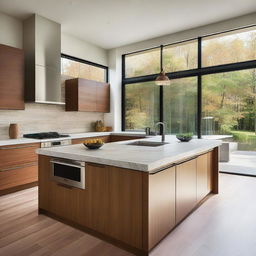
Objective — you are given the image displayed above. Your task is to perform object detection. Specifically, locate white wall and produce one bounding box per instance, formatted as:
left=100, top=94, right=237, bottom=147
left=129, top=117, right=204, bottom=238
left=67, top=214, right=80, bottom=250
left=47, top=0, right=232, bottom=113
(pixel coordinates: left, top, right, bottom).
left=0, top=12, right=108, bottom=138
left=61, top=33, right=107, bottom=66
left=105, top=12, right=256, bottom=131
left=0, top=12, right=23, bottom=48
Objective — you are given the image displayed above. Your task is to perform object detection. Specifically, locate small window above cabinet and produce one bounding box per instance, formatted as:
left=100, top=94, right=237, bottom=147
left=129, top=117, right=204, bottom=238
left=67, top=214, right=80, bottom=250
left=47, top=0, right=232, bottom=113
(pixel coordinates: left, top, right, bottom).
left=65, top=78, right=110, bottom=112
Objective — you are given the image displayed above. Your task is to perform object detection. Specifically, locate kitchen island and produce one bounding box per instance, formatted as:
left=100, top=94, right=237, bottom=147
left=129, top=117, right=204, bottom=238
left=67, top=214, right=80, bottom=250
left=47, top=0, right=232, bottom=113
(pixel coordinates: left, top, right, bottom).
left=37, top=136, right=221, bottom=256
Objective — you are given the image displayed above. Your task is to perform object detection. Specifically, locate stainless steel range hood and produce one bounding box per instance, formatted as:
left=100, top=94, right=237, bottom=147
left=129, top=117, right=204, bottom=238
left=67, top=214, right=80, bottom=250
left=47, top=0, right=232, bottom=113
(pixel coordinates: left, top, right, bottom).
left=23, top=14, right=63, bottom=104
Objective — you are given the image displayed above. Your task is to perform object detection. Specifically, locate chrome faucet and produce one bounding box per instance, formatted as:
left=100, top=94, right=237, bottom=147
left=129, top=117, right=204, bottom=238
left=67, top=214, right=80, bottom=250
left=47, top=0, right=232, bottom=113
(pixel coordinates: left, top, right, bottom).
left=155, top=122, right=165, bottom=142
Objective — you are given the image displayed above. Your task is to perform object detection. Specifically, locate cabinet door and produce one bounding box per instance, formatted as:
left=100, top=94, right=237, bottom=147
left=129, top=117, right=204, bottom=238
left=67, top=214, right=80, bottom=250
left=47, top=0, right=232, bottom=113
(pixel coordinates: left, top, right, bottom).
left=108, top=166, right=143, bottom=249
left=0, top=44, right=24, bottom=110
left=96, top=83, right=110, bottom=112
left=78, top=79, right=97, bottom=111
left=197, top=153, right=211, bottom=202
left=176, top=158, right=197, bottom=223
left=148, top=167, right=176, bottom=250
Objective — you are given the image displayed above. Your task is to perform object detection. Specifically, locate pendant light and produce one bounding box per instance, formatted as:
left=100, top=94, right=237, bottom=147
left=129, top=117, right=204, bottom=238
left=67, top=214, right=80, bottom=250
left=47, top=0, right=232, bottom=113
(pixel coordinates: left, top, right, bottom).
left=155, top=45, right=170, bottom=86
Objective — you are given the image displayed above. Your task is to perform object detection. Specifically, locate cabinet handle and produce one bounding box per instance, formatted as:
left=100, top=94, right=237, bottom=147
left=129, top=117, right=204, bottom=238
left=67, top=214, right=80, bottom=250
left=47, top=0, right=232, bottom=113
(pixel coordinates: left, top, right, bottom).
left=0, top=162, right=37, bottom=172
left=0, top=145, right=36, bottom=150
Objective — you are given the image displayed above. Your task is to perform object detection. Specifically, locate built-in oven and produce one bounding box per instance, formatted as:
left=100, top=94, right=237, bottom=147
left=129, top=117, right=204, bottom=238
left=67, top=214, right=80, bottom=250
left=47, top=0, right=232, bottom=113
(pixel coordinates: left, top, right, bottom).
left=51, top=159, right=85, bottom=189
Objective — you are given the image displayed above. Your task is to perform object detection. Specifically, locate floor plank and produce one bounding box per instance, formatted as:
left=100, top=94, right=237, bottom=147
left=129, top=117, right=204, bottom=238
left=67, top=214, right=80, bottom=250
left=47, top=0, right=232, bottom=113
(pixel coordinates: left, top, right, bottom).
left=1, top=174, right=256, bottom=256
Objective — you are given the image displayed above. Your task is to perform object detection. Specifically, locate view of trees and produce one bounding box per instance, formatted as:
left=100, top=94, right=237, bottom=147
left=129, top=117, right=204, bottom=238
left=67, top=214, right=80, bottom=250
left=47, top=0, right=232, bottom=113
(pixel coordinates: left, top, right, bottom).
left=124, top=27, right=256, bottom=150
left=61, top=58, right=106, bottom=82
left=125, top=82, right=159, bottom=130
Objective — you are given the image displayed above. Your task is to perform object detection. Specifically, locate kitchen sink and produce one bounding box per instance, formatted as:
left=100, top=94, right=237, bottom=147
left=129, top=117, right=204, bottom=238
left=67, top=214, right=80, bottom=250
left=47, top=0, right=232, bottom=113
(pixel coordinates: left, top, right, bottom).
left=127, top=141, right=169, bottom=147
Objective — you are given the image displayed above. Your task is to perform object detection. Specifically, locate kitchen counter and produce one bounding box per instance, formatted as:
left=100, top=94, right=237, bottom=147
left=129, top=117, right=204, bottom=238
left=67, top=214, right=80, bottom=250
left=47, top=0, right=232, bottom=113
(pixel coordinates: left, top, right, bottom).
left=0, top=131, right=146, bottom=147
left=37, top=135, right=221, bottom=172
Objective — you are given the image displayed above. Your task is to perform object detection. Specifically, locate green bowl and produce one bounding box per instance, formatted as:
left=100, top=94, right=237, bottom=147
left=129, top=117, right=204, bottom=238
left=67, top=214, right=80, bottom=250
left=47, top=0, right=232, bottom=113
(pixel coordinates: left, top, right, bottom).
left=176, top=134, right=193, bottom=142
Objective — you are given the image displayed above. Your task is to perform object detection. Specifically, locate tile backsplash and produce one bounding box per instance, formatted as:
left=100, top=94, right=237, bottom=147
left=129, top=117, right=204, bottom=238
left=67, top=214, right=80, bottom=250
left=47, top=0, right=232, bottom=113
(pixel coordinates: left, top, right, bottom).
left=0, top=103, right=104, bottom=139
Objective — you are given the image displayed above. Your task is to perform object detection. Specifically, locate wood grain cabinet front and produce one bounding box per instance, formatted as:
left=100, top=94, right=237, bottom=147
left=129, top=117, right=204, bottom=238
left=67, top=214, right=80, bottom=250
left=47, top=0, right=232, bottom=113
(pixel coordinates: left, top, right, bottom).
left=176, top=158, right=197, bottom=224
left=0, top=44, right=24, bottom=110
left=65, top=78, right=110, bottom=112
left=197, top=153, right=212, bottom=202
left=0, top=143, right=40, bottom=195
left=147, top=167, right=176, bottom=250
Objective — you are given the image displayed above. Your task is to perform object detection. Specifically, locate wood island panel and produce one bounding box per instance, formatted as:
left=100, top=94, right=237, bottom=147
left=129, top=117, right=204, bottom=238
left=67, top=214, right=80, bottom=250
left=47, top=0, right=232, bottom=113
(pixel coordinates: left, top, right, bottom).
left=176, top=158, right=197, bottom=223
left=147, top=167, right=176, bottom=250
left=197, top=153, right=211, bottom=202
left=108, top=166, right=143, bottom=249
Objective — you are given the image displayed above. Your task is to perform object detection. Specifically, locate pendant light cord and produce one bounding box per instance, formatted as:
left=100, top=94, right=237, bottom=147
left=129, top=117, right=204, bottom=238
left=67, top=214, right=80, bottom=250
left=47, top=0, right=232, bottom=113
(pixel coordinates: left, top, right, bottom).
left=160, top=45, right=163, bottom=72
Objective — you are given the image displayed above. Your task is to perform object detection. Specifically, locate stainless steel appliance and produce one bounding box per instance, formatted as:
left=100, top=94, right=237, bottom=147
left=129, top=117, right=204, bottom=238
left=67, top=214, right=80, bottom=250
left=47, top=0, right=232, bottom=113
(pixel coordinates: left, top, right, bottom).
left=51, top=159, right=85, bottom=189
left=23, top=132, right=72, bottom=148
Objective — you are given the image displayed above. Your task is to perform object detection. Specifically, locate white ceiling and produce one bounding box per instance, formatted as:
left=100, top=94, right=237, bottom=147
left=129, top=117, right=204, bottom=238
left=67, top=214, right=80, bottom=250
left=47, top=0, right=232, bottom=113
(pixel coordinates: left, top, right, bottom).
left=0, top=0, right=255, bottom=49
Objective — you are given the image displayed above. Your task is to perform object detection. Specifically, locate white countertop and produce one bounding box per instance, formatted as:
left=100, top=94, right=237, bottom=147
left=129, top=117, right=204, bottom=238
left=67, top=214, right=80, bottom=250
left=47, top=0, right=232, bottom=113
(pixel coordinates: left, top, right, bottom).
left=0, top=131, right=146, bottom=147
left=37, top=136, right=221, bottom=173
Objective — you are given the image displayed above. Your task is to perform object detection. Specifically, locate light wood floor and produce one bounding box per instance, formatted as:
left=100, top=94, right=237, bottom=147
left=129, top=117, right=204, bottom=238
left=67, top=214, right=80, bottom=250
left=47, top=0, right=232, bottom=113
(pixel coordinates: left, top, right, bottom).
left=1, top=174, right=256, bottom=256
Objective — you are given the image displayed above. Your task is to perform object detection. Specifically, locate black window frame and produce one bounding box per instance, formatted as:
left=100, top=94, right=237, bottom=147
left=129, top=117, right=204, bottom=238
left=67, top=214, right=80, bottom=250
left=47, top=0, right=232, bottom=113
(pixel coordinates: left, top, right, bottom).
left=61, top=53, right=109, bottom=83
left=121, top=25, right=256, bottom=138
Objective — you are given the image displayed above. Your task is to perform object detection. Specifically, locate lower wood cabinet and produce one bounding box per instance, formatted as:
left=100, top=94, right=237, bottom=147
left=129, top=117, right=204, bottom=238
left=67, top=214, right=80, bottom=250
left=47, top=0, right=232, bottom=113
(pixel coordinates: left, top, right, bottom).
left=197, top=152, right=212, bottom=202
left=176, top=158, right=197, bottom=223
left=148, top=167, right=176, bottom=250
left=0, top=163, right=37, bottom=191
left=0, top=143, right=40, bottom=195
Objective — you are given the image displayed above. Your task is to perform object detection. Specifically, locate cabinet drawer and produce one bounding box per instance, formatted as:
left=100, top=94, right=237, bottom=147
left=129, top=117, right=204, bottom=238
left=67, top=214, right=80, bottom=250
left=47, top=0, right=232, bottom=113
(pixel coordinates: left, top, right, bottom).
left=0, top=163, right=38, bottom=190
left=0, top=143, right=40, bottom=169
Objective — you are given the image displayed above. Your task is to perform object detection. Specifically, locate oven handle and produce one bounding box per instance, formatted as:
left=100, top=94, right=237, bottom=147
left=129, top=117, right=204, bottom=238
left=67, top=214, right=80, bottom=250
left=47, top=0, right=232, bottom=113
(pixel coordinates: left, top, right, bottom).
left=50, top=159, right=85, bottom=168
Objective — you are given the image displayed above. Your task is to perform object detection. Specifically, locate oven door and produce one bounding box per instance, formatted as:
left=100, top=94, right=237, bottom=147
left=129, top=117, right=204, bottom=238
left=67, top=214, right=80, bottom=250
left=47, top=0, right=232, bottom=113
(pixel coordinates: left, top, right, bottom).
left=51, top=159, right=85, bottom=189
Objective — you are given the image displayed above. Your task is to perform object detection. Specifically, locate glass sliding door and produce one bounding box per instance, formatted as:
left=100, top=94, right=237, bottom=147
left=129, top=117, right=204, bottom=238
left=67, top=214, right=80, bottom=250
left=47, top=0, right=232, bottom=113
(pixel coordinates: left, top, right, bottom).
left=125, top=82, right=160, bottom=131
left=164, top=77, right=197, bottom=135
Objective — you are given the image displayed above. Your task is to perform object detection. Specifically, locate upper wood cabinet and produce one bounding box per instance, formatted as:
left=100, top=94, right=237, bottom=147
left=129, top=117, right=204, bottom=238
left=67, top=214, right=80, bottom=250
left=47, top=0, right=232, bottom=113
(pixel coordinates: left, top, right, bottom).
left=65, top=78, right=110, bottom=112
left=0, top=44, right=24, bottom=110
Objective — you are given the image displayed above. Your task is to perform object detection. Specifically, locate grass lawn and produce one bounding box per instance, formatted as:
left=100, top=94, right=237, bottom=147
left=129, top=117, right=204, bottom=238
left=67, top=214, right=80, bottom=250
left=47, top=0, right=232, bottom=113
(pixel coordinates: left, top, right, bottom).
left=230, top=131, right=256, bottom=150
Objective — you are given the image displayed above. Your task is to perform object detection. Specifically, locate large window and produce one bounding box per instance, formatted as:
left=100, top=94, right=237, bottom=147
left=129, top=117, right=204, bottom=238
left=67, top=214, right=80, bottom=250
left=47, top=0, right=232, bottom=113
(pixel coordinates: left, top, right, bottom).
left=122, top=26, right=256, bottom=137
